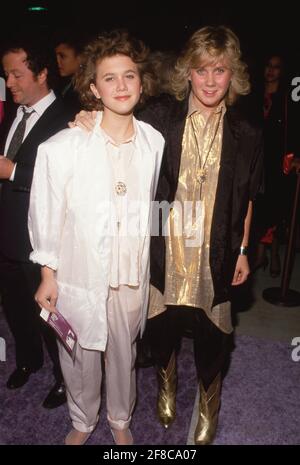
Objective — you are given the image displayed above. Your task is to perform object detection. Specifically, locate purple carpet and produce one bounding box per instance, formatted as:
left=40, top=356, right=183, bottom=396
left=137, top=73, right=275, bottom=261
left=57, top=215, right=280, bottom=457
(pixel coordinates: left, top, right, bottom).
left=0, top=311, right=299, bottom=445
left=214, top=334, right=300, bottom=445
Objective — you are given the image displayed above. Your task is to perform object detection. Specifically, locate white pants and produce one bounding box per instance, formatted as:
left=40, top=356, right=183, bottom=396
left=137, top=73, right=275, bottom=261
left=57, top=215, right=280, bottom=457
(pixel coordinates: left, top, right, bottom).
left=58, top=285, right=142, bottom=433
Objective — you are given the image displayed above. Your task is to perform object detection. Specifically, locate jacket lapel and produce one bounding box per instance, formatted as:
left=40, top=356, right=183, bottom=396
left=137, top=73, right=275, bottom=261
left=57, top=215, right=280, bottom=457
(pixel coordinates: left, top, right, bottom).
left=168, top=98, right=189, bottom=198
left=220, top=109, right=239, bottom=173
left=210, top=108, right=240, bottom=303
left=13, top=100, right=62, bottom=163
left=135, top=122, right=155, bottom=240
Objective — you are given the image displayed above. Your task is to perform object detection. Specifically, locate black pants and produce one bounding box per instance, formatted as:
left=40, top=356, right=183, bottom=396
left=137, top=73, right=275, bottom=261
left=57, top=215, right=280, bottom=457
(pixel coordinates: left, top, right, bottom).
left=144, top=305, right=233, bottom=390
left=0, top=253, right=62, bottom=381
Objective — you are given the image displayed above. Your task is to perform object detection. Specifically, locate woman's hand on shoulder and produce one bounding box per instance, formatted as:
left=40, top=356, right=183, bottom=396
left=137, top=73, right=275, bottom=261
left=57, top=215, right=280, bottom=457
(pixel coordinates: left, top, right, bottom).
left=68, top=110, right=97, bottom=132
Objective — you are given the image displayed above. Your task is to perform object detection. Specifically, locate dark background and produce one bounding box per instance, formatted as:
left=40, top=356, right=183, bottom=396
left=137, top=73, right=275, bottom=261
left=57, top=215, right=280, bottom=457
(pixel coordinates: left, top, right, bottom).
left=1, top=0, right=300, bottom=86
left=1, top=1, right=299, bottom=59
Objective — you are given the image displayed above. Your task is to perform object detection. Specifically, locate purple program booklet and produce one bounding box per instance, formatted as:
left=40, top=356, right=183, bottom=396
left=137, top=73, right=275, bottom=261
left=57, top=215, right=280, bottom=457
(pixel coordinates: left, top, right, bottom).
left=40, top=308, right=77, bottom=360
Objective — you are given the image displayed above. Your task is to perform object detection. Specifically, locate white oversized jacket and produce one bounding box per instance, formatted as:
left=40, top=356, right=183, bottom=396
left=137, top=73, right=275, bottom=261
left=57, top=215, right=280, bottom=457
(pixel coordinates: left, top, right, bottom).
left=28, top=112, right=165, bottom=351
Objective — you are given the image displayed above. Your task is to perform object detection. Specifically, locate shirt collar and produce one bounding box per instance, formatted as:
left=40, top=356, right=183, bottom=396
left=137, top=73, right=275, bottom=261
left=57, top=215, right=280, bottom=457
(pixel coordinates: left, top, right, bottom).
left=19, top=90, right=56, bottom=117
left=187, top=92, right=226, bottom=118
left=100, top=116, right=137, bottom=147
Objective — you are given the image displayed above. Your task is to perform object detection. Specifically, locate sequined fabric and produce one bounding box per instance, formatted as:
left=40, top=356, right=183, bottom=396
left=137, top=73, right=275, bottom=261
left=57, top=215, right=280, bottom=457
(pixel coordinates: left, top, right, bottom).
left=149, top=99, right=232, bottom=334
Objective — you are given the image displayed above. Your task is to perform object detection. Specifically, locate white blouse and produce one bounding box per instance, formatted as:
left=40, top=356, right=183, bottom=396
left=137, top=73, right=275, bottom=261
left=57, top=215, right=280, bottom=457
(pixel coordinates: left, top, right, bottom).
left=101, top=127, right=141, bottom=287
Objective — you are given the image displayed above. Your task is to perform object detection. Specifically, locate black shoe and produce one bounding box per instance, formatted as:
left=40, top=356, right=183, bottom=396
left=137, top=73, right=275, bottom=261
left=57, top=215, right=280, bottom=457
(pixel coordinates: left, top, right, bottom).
left=42, top=381, right=67, bottom=409
left=7, top=367, right=37, bottom=389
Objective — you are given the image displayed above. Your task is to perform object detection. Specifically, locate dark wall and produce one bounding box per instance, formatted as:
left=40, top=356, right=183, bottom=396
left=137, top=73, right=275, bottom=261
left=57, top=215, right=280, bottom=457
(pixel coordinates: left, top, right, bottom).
left=1, top=1, right=299, bottom=56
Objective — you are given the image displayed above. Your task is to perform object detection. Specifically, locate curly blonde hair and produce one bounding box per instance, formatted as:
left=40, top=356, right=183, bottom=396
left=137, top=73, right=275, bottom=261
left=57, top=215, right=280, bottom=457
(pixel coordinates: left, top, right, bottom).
left=171, top=26, right=250, bottom=105
left=74, top=29, right=155, bottom=110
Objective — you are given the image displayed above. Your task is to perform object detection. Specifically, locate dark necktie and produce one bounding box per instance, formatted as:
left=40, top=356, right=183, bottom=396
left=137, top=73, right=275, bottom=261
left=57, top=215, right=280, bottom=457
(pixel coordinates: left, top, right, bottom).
left=6, top=107, right=34, bottom=160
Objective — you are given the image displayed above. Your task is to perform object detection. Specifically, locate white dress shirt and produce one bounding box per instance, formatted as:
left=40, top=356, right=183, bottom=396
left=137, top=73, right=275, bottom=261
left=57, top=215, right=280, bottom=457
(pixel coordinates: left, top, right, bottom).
left=4, top=90, right=56, bottom=180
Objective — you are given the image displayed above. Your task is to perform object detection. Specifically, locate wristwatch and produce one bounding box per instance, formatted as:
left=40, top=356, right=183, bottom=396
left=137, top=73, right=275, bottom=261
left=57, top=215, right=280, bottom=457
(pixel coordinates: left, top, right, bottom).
left=239, top=246, right=248, bottom=256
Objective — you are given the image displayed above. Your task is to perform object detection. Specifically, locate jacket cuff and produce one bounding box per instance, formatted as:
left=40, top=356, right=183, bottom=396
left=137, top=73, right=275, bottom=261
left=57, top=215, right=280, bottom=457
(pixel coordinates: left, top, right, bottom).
left=29, top=250, right=58, bottom=270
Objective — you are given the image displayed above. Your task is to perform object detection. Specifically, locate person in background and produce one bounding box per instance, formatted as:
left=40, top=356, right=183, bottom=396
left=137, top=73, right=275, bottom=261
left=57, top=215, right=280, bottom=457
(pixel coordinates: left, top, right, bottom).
left=0, top=36, right=74, bottom=409
left=148, top=50, right=177, bottom=96
left=253, top=54, right=289, bottom=277
left=54, top=30, right=85, bottom=114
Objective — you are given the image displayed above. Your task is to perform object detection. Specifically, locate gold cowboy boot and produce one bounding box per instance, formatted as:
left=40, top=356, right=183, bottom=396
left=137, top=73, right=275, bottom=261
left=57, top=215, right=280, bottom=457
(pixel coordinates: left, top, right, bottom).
left=194, top=372, right=221, bottom=445
left=157, top=351, right=177, bottom=428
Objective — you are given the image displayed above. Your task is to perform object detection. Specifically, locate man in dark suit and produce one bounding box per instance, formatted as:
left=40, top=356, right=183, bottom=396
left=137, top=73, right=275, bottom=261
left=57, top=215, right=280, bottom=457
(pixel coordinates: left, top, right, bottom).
left=0, top=37, right=76, bottom=409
